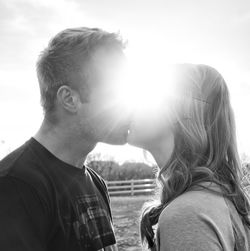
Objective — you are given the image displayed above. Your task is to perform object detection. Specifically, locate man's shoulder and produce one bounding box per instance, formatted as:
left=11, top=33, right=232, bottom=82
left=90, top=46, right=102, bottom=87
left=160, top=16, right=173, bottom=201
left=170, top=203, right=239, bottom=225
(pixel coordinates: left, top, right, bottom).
left=0, top=139, right=52, bottom=193
left=0, top=140, right=31, bottom=176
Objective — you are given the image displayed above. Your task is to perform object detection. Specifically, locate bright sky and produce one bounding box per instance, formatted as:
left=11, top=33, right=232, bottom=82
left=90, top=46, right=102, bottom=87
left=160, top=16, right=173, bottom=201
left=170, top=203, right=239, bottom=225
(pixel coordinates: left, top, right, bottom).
left=0, top=0, right=250, bottom=161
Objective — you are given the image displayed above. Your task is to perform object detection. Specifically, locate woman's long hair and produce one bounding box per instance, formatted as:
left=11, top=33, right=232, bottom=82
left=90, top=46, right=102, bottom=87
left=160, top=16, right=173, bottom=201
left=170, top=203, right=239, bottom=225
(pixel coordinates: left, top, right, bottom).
left=140, top=64, right=250, bottom=250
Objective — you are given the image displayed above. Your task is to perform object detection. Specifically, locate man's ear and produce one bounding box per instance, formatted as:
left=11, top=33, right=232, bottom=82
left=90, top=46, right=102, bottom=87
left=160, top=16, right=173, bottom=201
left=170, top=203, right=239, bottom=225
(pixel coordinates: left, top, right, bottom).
left=56, top=85, right=79, bottom=113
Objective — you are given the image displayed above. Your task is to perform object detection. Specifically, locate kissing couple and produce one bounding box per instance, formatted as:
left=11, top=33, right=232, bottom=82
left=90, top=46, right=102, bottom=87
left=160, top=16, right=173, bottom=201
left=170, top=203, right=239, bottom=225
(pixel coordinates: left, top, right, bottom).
left=0, top=27, right=249, bottom=251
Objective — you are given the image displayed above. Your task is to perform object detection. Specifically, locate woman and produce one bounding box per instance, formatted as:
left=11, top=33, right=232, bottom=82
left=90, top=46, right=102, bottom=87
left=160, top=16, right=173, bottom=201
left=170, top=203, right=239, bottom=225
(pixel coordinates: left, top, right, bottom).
left=127, top=64, right=250, bottom=250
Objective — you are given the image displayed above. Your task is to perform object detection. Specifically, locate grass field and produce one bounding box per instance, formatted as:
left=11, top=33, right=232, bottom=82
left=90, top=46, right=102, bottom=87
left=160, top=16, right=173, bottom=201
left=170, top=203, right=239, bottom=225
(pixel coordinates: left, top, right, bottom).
left=110, top=195, right=151, bottom=251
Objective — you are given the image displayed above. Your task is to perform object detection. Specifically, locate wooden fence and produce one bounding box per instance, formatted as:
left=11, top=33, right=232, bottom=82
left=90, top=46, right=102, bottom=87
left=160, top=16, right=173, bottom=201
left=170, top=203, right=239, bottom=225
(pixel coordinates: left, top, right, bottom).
left=107, top=179, right=156, bottom=196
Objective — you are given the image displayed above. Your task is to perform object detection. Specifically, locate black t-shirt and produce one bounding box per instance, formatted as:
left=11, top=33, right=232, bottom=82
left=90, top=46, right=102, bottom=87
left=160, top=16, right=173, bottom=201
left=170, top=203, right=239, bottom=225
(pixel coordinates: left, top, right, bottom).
left=0, top=138, right=117, bottom=251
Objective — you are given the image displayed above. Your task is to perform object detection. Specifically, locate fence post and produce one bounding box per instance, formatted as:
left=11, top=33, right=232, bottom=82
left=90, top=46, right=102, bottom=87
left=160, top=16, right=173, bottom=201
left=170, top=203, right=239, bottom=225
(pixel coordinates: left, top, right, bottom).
left=131, top=180, right=134, bottom=196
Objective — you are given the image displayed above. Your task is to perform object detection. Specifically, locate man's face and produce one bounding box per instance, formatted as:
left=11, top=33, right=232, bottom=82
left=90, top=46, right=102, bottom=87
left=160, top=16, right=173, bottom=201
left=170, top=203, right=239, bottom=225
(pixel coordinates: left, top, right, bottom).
left=78, top=48, right=130, bottom=145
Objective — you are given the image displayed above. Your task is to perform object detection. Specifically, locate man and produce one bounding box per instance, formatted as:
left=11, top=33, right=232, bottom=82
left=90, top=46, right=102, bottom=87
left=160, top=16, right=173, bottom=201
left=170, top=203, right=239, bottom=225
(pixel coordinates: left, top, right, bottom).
left=0, top=27, right=129, bottom=250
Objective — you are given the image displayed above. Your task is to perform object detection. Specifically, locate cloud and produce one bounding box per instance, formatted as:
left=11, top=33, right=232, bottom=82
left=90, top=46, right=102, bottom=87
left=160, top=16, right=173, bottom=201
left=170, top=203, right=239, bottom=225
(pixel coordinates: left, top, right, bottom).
left=0, top=0, right=95, bottom=70
left=1, top=0, right=250, bottom=71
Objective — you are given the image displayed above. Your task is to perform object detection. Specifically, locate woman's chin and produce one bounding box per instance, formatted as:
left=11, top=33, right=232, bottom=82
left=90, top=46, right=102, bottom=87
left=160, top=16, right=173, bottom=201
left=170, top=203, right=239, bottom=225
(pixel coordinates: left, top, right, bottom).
left=127, top=130, right=147, bottom=149
left=127, top=130, right=137, bottom=145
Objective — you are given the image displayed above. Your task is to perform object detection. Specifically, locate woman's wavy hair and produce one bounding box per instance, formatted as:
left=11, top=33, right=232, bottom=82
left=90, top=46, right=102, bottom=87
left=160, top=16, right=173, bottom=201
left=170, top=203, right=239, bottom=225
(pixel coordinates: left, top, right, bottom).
left=140, top=64, right=250, bottom=250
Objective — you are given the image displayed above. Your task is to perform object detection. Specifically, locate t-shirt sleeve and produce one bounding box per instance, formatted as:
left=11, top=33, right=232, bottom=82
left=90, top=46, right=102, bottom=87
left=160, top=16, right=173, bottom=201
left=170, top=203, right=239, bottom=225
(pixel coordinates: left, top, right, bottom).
left=0, top=176, right=50, bottom=251
left=158, top=204, right=223, bottom=251
left=87, top=167, right=113, bottom=221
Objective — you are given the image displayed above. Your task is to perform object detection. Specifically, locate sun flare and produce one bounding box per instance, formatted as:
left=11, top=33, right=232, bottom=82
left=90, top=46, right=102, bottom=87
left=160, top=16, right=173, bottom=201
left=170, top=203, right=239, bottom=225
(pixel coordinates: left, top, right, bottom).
left=116, top=62, right=177, bottom=116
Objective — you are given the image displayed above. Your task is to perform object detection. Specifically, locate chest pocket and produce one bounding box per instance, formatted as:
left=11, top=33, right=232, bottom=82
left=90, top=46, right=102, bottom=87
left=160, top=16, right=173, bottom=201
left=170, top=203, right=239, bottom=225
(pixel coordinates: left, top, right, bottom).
left=73, top=194, right=115, bottom=251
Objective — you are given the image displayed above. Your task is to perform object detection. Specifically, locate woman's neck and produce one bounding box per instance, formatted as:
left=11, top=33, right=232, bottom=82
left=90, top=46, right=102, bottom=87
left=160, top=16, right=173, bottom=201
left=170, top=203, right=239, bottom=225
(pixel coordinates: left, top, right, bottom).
left=148, top=135, right=175, bottom=169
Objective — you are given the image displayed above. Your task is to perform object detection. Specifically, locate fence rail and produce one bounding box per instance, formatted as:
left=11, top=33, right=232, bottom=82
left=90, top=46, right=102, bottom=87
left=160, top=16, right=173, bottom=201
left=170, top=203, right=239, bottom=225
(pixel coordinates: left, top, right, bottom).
left=107, top=179, right=156, bottom=196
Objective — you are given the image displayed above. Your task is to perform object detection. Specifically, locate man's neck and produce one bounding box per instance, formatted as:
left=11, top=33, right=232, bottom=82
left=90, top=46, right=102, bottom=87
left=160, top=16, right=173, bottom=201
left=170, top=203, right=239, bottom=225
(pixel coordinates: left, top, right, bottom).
left=34, top=119, right=96, bottom=168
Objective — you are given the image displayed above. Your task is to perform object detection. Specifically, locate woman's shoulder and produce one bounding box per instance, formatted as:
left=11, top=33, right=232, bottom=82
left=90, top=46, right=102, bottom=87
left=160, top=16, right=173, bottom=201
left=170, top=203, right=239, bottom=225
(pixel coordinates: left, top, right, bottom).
left=160, top=182, right=228, bottom=220
left=157, top=182, right=235, bottom=250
